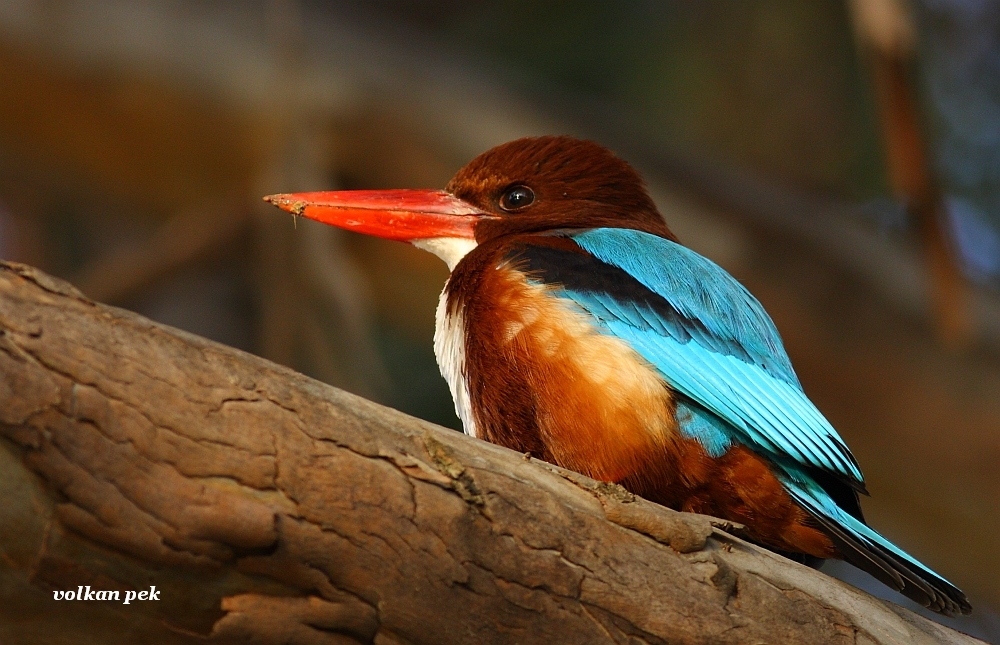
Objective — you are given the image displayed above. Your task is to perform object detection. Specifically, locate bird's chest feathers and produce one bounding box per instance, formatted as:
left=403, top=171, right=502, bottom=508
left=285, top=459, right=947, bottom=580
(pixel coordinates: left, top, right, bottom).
left=436, top=264, right=678, bottom=484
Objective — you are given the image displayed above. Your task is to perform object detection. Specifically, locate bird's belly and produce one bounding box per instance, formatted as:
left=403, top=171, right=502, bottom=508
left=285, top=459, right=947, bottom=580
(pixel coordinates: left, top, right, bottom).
left=453, top=266, right=681, bottom=485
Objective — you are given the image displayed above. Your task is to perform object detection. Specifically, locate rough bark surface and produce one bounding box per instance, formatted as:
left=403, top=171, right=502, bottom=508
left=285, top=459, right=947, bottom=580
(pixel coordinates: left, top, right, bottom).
left=0, top=261, right=982, bottom=645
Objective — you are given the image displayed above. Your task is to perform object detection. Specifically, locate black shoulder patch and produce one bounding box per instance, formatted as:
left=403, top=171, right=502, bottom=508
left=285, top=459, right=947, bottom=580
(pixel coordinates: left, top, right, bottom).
left=506, top=239, right=755, bottom=366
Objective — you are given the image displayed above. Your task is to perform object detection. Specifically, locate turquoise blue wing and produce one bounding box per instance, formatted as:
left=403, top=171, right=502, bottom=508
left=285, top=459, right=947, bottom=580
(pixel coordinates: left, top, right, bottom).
left=515, top=228, right=864, bottom=488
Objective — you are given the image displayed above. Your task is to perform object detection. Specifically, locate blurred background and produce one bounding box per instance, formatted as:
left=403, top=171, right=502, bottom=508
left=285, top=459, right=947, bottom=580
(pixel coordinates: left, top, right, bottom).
left=0, top=0, right=997, bottom=638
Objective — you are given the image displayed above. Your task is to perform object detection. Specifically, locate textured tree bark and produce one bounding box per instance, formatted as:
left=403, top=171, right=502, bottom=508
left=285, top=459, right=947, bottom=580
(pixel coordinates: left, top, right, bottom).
left=0, top=261, right=982, bottom=645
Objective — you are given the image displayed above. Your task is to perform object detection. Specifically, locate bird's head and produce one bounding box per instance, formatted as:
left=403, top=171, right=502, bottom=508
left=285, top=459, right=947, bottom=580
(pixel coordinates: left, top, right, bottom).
left=265, top=136, right=675, bottom=269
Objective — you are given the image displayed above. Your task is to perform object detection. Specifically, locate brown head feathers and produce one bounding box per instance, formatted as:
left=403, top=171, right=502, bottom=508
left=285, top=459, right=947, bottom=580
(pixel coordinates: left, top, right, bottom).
left=446, top=136, right=676, bottom=242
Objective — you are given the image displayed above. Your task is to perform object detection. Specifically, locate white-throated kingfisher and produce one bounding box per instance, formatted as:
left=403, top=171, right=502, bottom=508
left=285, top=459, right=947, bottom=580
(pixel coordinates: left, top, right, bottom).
left=265, top=136, right=971, bottom=615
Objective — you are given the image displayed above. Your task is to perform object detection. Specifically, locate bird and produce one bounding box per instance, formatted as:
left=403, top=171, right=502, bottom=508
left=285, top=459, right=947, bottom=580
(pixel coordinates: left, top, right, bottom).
left=265, top=135, right=971, bottom=616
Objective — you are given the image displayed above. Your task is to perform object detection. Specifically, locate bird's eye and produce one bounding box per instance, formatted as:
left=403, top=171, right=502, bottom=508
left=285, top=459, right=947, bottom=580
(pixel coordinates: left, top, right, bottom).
left=499, top=185, right=535, bottom=212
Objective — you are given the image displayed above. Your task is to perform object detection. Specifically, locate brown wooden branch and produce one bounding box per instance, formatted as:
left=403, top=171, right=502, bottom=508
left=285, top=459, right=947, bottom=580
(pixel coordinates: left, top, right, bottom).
left=0, top=261, right=982, bottom=644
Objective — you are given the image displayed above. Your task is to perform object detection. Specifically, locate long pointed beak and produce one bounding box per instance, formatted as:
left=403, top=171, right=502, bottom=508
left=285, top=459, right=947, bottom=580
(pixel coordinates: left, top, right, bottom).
left=263, top=189, right=491, bottom=241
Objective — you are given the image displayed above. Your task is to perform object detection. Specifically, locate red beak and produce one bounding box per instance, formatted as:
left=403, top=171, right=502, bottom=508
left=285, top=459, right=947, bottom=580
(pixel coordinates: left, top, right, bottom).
left=263, top=189, right=491, bottom=241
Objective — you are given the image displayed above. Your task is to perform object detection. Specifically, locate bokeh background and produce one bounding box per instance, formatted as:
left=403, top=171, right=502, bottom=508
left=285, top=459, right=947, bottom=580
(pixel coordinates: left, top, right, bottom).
left=0, top=0, right=997, bottom=639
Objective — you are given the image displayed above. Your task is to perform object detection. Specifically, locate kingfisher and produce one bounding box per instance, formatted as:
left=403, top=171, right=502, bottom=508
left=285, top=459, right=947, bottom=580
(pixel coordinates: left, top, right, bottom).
left=265, top=136, right=970, bottom=616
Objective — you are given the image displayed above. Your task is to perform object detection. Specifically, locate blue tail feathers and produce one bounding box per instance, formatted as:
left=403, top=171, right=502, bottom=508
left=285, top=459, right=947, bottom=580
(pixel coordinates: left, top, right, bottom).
left=780, top=468, right=972, bottom=616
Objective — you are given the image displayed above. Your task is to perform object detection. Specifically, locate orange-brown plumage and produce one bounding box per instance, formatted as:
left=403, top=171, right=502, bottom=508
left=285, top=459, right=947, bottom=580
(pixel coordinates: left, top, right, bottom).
left=459, top=252, right=678, bottom=485
left=449, top=235, right=837, bottom=561
left=673, top=443, right=837, bottom=558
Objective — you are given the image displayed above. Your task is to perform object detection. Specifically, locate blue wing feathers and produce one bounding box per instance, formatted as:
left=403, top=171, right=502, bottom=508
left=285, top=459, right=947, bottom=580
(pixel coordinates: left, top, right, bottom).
left=563, top=228, right=864, bottom=485
left=572, top=228, right=799, bottom=384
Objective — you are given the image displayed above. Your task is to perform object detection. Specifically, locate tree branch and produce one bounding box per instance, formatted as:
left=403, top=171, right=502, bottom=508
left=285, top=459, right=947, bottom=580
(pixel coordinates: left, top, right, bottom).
left=0, top=261, right=981, bottom=644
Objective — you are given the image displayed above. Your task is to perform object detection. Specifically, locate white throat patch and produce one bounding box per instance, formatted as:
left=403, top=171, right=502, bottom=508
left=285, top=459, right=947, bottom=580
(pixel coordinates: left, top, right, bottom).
left=433, top=287, right=478, bottom=438
left=411, top=236, right=479, bottom=437
left=412, top=237, right=479, bottom=272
